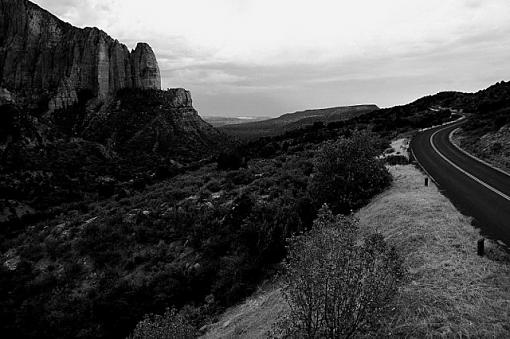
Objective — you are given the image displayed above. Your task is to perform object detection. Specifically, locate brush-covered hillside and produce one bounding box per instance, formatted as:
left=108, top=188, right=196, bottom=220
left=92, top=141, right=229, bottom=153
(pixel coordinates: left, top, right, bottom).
left=451, top=81, right=510, bottom=172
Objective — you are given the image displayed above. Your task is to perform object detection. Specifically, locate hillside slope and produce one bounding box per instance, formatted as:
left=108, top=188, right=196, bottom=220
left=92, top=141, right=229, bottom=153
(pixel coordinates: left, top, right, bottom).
left=201, top=165, right=510, bottom=338
left=450, top=81, right=510, bottom=172
left=0, top=88, right=228, bottom=227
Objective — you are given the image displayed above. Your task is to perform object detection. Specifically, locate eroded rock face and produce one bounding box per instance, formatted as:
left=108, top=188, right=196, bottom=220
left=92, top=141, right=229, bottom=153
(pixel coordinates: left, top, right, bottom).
left=0, top=0, right=161, bottom=111
left=132, top=43, right=162, bottom=90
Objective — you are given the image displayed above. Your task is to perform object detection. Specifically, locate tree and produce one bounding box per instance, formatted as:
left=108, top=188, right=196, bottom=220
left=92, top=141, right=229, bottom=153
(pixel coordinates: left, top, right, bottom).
left=278, top=205, right=403, bottom=338
left=309, top=132, right=391, bottom=214
left=216, top=151, right=246, bottom=170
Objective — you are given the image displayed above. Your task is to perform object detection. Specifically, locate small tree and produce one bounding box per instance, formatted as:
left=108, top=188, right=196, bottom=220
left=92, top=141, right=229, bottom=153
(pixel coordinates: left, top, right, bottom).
left=129, top=308, right=196, bottom=339
left=278, top=205, right=403, bottom=338
left=217, top=151, right=246, bottom=170
left=309, top=132, right=391, bottom=214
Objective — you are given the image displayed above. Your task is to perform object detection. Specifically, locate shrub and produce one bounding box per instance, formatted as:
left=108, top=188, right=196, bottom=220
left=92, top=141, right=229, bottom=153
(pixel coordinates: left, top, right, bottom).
left=277, top=205, right=403, bottom=338
left=226, top=169, right=254, bottom=185
left=309, top=132, right=392, bottom=214
left=491, top=142, right=503, bottom=153
left=204, top=179, right=222, bottom=193
left=385, top=155, right=409, bottom=165
left=217, top=151, right=246, bottom=170
left=297, top=160, right=314, bottom=176
left=129, top=308, right=197, bottom=339
left=295, top=197, right=316, bottom=228
left=260, top=142, right=278, bottom=158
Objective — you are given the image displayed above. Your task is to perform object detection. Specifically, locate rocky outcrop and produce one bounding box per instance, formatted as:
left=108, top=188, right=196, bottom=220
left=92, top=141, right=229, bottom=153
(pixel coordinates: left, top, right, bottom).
left=83, top=88, right=225, bottom=159
left=132, top=43, right=161, bottom=90
left=0, top=0, right=161, bottom=111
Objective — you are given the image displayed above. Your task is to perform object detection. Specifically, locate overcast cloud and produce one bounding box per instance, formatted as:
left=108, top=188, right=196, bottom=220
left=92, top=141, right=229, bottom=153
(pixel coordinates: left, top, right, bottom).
left=33, top=0, right=510, bottom=117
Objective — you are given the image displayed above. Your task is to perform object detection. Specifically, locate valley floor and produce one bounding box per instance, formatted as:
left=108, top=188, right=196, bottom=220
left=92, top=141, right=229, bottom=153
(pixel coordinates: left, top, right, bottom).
left=201, top=165, right=510, bottom=338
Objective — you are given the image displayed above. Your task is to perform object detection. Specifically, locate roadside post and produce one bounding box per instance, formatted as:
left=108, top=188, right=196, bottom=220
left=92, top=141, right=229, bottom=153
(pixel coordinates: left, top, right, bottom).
left=477, top=238, right=485, bottom=256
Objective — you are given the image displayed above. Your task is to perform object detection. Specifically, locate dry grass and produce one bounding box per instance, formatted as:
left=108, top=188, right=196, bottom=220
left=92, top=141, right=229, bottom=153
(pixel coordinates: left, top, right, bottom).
left=200, top=283, right=288, bottom=339
left=358, top=165, right=510, bottom=337
left=202, top=165, right=510, bottom=338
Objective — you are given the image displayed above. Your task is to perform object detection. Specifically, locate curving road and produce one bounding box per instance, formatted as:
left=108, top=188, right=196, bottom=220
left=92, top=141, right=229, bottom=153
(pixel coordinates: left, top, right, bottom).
left=410, top=119, right=510, bottom=247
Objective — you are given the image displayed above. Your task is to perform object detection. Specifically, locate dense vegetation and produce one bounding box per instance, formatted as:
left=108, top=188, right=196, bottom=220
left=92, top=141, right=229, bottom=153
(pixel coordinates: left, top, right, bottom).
left=446, top=81, right=510, bottom=171
left=309, top=133, right=392, bottom=214
left=451, top=81, right=510, bottom=133
left=0, top=125, right=393, bottom=338
left=0, top=89, right=228, bottom=235
left=458, top=82, right=510, bottom=143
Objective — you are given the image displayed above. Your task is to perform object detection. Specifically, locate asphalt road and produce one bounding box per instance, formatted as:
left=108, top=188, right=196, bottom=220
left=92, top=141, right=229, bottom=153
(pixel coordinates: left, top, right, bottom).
left=410, top=120, right=510, bottom=247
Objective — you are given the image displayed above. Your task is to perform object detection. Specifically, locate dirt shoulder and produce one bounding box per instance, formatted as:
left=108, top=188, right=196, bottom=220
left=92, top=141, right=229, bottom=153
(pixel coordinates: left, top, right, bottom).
left=201, top=165, right=510, bottom=338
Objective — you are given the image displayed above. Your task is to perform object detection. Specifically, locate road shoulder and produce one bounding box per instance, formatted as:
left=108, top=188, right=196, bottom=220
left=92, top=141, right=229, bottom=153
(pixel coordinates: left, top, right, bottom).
left=359, top=165, right=510, bottom=337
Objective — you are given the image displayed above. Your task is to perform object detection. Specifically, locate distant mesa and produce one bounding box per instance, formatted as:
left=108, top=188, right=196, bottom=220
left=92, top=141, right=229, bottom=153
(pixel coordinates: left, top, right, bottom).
left=0, top=0, right=161, bottom=111
left=220, top=104, right=379, bottom=139
left=203, top=116, right=272, bottom=127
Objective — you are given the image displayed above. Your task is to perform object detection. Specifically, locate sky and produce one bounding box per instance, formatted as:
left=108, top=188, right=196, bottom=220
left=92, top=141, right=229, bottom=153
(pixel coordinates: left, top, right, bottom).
left=33, top=0, right=510, bottom=117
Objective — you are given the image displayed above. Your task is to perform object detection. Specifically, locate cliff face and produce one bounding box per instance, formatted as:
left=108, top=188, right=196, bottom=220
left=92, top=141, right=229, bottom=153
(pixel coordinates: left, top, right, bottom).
left=0, top=0, right=229, bottom=222
left=0, top=0, right=161, bottom=110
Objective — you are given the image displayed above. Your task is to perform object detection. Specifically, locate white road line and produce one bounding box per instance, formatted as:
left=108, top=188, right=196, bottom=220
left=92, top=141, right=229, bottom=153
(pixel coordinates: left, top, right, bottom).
left=448, top=128, right=510, bottom=178
left=430, top=127, right=510, bottom=202
left=411, top=116, right=466, bottom=185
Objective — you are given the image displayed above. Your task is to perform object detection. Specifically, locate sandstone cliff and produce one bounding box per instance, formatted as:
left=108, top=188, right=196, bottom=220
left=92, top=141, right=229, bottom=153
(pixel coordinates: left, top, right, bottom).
left=0, top=0, right=229, bottom=222
left=0, top=0, right=161, bottom=111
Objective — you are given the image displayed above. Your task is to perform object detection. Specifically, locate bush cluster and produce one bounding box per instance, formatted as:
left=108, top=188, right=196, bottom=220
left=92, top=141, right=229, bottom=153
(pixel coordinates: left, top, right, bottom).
left=216, top=151, right=246, bottom=170
left=309, top=132, right=392, bottom=214
left=277, top=205, right=403, bottom=338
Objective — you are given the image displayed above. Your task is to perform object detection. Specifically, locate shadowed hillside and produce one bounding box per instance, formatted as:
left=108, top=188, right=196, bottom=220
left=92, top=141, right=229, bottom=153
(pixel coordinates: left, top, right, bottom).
left=452, top=81, right=510, bottom=171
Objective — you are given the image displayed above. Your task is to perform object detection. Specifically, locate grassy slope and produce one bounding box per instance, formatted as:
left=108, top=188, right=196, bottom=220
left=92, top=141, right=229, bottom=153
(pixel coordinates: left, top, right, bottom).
left=201, top=165, right=510, bottom=338
left=201, top=284, right=287, bottom=338
left=359, top=165, right=510, bottom=337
